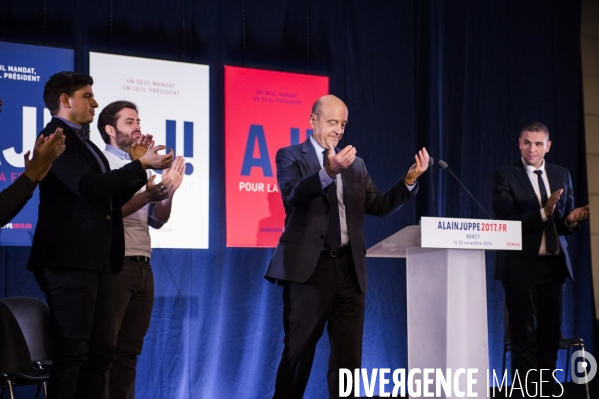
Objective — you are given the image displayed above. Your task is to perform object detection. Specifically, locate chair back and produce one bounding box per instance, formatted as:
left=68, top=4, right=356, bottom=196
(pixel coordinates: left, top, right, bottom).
left=0, top=297, right=54, bottom=363
left=0, top=301, right=35, bottom=374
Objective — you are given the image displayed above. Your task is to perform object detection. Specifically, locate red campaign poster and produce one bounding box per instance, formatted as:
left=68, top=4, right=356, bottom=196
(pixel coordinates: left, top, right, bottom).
left=225, top=66, right=329, bottom=247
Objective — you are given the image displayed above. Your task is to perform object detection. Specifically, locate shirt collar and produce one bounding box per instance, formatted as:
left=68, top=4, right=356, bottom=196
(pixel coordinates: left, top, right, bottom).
left=55, top=116, right=82, bottom=131
left=105, top=144, right=131, bottom=160
left=522, top=157, right=546, bottom=175
left=309, top=135, right=327, bottom=154
left=55, top=116, right=89, bottom=140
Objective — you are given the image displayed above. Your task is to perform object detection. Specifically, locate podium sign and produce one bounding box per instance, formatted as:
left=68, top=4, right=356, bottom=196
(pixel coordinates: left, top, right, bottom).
left=421, top=216, right=522, bottom=250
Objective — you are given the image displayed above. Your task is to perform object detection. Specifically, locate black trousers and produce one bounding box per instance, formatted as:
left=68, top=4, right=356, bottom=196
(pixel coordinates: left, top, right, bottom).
left=503, top=255, right=567, bottom=398
left=108, top=259, right=155, bottom=399
left=33, top=263, right=115, bottom=399
left=273, top=249, right=365, bottom=399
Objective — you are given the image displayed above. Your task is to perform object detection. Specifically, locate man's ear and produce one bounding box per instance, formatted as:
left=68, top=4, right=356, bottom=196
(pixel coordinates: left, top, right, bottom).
left=104, top=125, right=116, bottom=138
left=309, top=113, right=316, bottom=128
left=60, top=93, right=71, bottom=109
left=546, top=140, right=552, bottom=153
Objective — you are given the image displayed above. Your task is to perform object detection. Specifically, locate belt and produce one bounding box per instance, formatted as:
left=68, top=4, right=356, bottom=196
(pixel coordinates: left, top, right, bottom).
left=124, top=256, right=150, bottom=264
left=321, top=245, right=351, bottom=258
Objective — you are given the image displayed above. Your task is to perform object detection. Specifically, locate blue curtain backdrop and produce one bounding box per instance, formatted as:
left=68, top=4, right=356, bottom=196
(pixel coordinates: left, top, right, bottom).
left=0, top=0, right=593, bottom=397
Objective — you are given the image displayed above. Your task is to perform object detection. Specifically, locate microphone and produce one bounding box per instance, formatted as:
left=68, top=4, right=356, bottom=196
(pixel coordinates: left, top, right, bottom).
left=428, top=157, right=437, bottom=217
left=437, top=160, right=492, bottom=219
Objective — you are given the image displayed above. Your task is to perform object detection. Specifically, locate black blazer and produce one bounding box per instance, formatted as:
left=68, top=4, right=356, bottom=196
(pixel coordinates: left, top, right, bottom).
left=27, top=117, right=147, bottom=274
left=492, top=159, right=577, bottom=283
left=265, top=139, right=418, bottom=293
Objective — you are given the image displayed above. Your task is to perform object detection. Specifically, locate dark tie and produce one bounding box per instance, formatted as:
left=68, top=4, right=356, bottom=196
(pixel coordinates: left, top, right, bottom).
left=77, top=126, right=90, bottom=141
left=534, top=170, right=558, bottom=254
left=323, top=149, right=341, bottom=251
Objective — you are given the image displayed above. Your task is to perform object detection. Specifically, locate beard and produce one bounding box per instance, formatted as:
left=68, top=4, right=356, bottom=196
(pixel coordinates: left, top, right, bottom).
left=115, top=128, right=137, bottom=152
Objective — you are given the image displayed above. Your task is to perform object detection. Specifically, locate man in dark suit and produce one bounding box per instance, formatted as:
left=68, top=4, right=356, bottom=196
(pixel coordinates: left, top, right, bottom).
left=27, top=71, right=173, bottom=399
left=265, top=94, right=429, bottom=398
left=492, top=122, right=589, bottom=397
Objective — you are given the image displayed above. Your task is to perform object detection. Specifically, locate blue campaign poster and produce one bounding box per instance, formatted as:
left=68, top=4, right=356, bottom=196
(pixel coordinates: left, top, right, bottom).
left=0, top=42, right=74, bottom=245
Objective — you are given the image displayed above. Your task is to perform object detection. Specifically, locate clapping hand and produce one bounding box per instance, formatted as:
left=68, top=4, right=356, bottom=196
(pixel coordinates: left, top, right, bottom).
left=324, top=145, right=356, bottom=178
left=567, top=205, right=590, bottom=223
left=162, top=156, right=186, bottom=195
left=544, top=189, right=563, bottom=216
left=139, top=145, right=174, bottom=170
left=129, top=134, right=154, bottom=161
left=24, top=127, right=66, bottom=183
left=144, top=175, right=172, bottom=202
left=404, top=147, right=430, bottom=185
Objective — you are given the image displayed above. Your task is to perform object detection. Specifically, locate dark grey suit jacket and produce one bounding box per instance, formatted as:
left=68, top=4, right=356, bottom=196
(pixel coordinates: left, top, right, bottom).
left=265, top=139, right=418, bottom=293
left=492, top=159, right=577, bottom=283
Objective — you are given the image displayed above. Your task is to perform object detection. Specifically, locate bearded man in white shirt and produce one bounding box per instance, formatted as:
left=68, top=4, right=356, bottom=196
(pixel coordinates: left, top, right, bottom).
left=97, top=100, right=185, bottom=399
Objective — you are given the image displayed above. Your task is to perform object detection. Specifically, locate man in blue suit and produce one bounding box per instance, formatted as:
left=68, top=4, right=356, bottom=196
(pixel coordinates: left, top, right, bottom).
left=492, top=122, right=590, bottom=397
left=265, top=94, right=429, bottom=398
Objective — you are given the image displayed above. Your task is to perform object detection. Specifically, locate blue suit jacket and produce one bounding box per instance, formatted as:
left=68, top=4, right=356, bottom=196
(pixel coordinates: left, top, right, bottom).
left=492, top=159, right=577, bottom=283
left=265, top=139, right=418, bottom=293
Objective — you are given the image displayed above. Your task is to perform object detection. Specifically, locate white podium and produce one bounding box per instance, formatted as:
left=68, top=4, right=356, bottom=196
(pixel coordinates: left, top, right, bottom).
left=367, top=217, right=522, bottom=398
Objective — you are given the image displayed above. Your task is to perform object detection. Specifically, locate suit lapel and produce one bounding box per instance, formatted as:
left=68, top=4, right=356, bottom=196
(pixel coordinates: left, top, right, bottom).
left=340, top=165, right=353, bottom=185
left=544, top=163, right=563, bottom=195
left=514, top=160, right=540, bottom=205
left=545, top=162, right=567, bottom=217
left=53, top=118, right=104, bottom=173
left=300, top=139, right=322, bottom=175
left=86, top=139, right=110, bottom=172
left=77, top=137, right=104, bottom=173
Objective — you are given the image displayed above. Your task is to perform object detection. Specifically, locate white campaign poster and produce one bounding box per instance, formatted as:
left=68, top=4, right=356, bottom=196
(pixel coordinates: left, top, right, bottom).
left=89, top=52, right=209, bottom=249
